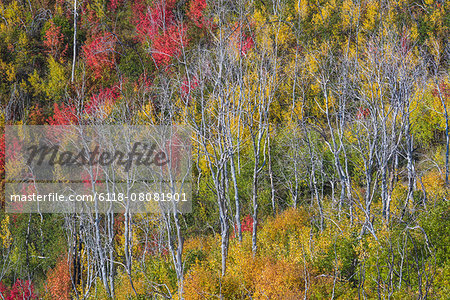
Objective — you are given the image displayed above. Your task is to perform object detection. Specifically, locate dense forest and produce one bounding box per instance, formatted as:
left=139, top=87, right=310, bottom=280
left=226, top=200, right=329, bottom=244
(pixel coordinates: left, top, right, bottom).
left=0, top=0, right=449, bottom=298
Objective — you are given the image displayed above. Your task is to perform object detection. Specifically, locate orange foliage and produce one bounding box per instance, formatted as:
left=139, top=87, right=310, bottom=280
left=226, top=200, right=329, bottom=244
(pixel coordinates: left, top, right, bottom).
left=183, top=263, right=218, bottom=300
left=46, top=256, right=72, bottom=300
left=43, top=20, right=67, bottom=61
left=253, top=259, right=304, bottom=299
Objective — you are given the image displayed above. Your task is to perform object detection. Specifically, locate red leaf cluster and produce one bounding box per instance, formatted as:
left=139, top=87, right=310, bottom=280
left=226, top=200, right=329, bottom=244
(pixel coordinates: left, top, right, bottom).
left=135, top=74, right=153, bottom=93
left=187, top=0, right=207, bottom=28
left=152, top=25, right=188, bottom=67
left=82, top=33, right=117, bottom=79
left=43, top=20, right=68, bottom=61
left=134, top=0, right=177, bottom=42
left=240, top=35, right=254, bottom=56
left=241, top=214, right=254, bottom=232
left=232, top=214, right=254, bottom=238
left=230, top=23, right=255, bottom=57
left=356, top=107, right=370, bottom=119
left=0, top=279, right=38, bottom=300
left=432, top=82, right=450, bottom=99
left=108, top=0, right=124, bottom=11
left=28, top=104, right=45, bottom=125
left=81, top=170, right=104, bottom=191
left=0, top=282, right=7, bottom=298
left=47, top=102, right=78, bottom=125
left=5, top=137, right=22, bottom=162
left=133, top=0, right=188, bottom=68
left=84, top=86, right=119, bottom=115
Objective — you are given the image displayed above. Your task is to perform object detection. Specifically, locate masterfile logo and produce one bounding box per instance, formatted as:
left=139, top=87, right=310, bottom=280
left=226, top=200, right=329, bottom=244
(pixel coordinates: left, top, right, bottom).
left=4, top=125, right=192, bottom=213
left=26, top=142, right=168, bottom=172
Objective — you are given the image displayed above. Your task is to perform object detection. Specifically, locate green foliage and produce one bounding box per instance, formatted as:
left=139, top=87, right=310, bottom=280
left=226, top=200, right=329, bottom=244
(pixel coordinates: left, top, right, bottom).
left=0, top=214, right=66, bottom=290
left=420, top=200, right=450, bottom=267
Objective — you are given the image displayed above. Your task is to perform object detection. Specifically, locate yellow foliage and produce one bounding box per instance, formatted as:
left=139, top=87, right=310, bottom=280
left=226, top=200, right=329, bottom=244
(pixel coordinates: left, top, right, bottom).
left=5, top=63, right=16, bottom=82
left=183, top=263, right=219, bottom=300
left=184, top=236, right=212, bottom=255
left=115, top=269, right=146, bottom=300
left=363, top=0, right=378, bottom=31
left=419, top=169, right=447, bottom=199
left=259, top=208, right=310, bottom=260
left=1, top=0, right=24, bottom=27
left=426, top=36, right=443, bottom=66
left=0, top=215, right=11, bottom=249
left=410, top=23, right=419, bottom=41
left=297, top=0, right=309, bottom=18
left=342, top=0, right=360, bottom=28
left=252, top=259, right=304, bottom=299
left=28, top=70, right=42, bottom=96
left=391, top=182, right=407, bottom=216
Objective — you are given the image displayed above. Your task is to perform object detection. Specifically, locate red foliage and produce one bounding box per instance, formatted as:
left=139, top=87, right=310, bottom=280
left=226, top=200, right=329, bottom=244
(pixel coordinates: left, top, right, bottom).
left=135, top=74, right=153, bottom=93
left=6, top=279, right=38, bottom=300
left=230, top=23, right=255, bottom=57
left=47, top=102, right=78, bottom=125
left=82, top=33, right=117, bottom=79
left=1, top=134, right=24, bottom=212
left=132, top=0, right=188, bottom=68
left=240, top=35, right=254, bottom=57
left=145, top=231, right=169, bottom=256
left=133, top=0, right=177, bottom=42
left=131, top=0, right=147, bottom=33
left=80, top=2, right=102, bottom=34
left=84, top=86, right=119, bottom=115
left=232, top=214, right=254, bottom=238
left=152, top=25, right=188, bottom=67
left=163, top=132, right=185, bottom=175
left=43, top=20, right=67, bottom=60
left=28, top=104, right=45, bottom=125
left=108, top=0, right=124, bottom=11
left=81, top=169, right=103, bottom=191
left=188, top=0, right=207, bottom=28
left=241, top=214, right=254, bottom=232
left=6, top=137, right=22, bottom=162
left=400, top=28, right=410, bottom=55
left=356, top=107, right=370, bottom=119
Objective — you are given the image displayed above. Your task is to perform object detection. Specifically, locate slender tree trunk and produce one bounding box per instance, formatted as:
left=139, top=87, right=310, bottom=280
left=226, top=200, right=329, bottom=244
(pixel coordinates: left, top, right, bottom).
left=267, top=128, right=276, bottom=216
left=230, top=152, right=242, bottom=242
left=405, top=123, right=415, bottom=215
left=251, top=153, right=259, bottom=255
left=71, top=0, right=77, bottom=82
left=436, top=81, right=449, bottom=185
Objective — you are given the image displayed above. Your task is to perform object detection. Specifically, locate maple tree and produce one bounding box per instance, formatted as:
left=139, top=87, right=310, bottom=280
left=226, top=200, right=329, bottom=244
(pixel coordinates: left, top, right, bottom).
left=152, top=25, right=188, bottom=67
left=5, top=279, right=37, bottom=300
left=84, top=86, right=119, bottom=116
left=82, top=32, right=117, bottom=79
left=47, top=102, right=78, bottom=125
left=132, top=0, right=188, bottom=68
left=43, top=19, right=68, bottom=61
